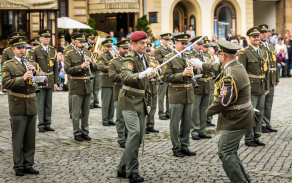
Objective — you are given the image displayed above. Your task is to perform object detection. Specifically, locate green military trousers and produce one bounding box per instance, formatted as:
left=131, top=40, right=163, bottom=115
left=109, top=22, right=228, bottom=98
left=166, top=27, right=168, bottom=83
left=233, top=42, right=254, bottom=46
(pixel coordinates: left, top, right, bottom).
left=11, top=115, right=36, bottom=170
left=101, top=87, right=115, bottom=125
left=68, top=82, right=72, bottom=118
left=218, top=130, right=250, bottom=183
left=37, top=88, right=53, bottom=128
left=245, top=94, right=265, bottom=143
left=118, top=110, right=145, bottom=178
left=90, top=72, right=100, bottom=105
left=169, top=103, right=192, bottom=153
left=191, top=93, right=211, bottom=137
left=262, top=85, right=275, bottom=128
left=207, top=89, right=214, bottom=122
left=114, top=101, right=126, bottom=145
left=71, top=94, right=91, bottom=136
left=158, top=82, right=169, bottom=117
left=146, top=94, right=157, bottom=129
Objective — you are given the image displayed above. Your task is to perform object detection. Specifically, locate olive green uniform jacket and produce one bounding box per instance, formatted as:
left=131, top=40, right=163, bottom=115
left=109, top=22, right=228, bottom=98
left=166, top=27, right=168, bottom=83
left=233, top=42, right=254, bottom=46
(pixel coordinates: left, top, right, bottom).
left=64, top=49, right=98, bottom=95
left=2, top=47, right=14, bottom=67
left=203, top=60, right=256, bottom=131
left=163, top=51, right=195, bottom=104
left=2, top=58, right=46, bottom=115
left=109, top=56, right=124, bottom=101
left=118, top=50, right=152, bottom=115
left=30, top=45, right=59, bottom=88
left=98, top=52, right=114, bottom=87
left=238, top=45, right=270, bottom=95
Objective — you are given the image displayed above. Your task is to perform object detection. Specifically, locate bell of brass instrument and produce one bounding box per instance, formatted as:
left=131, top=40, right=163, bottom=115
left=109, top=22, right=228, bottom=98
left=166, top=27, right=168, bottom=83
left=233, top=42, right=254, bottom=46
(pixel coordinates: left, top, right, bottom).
left=108, top=49, right=117, bottom=59
left=21, top=54, right=40, bottom=93
left=94, top=30, right=109, bottom=52
left=83, top=44, right=94, bottom=80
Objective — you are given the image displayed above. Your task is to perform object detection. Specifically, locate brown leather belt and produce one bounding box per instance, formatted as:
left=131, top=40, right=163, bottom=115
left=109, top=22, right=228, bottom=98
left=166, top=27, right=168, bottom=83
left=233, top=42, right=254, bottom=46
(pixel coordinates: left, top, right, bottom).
left=270, top=68, right=277, bottom=71
left=169, top=83, right=193, bottom=87
left=122, top=85, right=145, bottom=93
left=196, top=77, right=212, bottom=82
left=70, top=76, right=90, bottom=79
left=248, top=74, right=265, bottom=79
left=227, top=101, right=252, bottom=110
left=101, top=72, right=109, bottom=75
left=44, top=71, right=54, bottom=76
left=114, top=82, right=123, bottom=85
left=10, top=91, right=36, bottom=98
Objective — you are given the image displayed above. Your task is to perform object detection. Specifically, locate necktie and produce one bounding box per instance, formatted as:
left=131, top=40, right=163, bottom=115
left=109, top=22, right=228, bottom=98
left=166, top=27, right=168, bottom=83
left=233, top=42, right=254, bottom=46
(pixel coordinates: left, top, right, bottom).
left=266, top=43, right=270, bottom=51
left=257, top=49, right=261, bottom=58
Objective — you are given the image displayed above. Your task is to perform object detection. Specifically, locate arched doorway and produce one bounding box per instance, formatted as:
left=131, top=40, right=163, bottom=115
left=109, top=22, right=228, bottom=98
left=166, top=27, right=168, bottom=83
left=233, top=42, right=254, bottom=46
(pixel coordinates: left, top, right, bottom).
left=173, top=2, right=187, bottom=33
left=214, top=2, right=236, bottom=39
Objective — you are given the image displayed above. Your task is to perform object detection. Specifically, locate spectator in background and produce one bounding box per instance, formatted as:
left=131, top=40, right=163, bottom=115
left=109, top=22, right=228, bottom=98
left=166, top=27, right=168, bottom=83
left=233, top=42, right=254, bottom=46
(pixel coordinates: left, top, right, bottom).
left=186, top=25, right=196, bottom=37
left=58, top=39, right=66, bottom=53
left=286, top=35, right=292, bottom=76
left=276, top=38, right=288, bottom=59
left=107, top=31, right=118, bottom=44
left=272, top=29, right=278, bottom=36
left=147, top=36, right=154, bottom=47
left=284, top=30, right=290, bottom=42
left=267, top=30, right=277, bottom=45
left=241, top=37, right=248, bottom=48
left=120, top=37, right=126, bottom=41
left=275, top=34, right=284, bottom=45
left=277, top=48, right=287, bottom=77
left=237, top=34, right=243, bottom=47
left=210, top=36, right=217, bottom=50
left=154, top=34, right=161, bottom=48
left=57, top=52, right=65, bottom=81
left=126, top=27, right=133, bottom=38
left=173, top=26, right=181, bottom=36
left=227, top=31, right=239, bottom=42
left=117, top=28, right=125, bottom=41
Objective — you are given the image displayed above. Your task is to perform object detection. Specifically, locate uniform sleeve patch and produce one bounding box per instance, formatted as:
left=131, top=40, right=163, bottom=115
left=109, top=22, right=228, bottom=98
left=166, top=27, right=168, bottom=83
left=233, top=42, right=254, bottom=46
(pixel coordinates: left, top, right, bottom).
left=3, top=72, right=6, bottom=76
left=128, top=63, right=133, bottom=70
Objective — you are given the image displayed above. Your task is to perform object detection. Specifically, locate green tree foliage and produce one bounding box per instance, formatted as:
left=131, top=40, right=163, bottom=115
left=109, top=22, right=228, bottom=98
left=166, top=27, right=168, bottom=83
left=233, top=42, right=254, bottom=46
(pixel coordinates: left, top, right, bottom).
left=135, top=15, right=156, bottom=41
left=83, top=18, right=96, bottom=34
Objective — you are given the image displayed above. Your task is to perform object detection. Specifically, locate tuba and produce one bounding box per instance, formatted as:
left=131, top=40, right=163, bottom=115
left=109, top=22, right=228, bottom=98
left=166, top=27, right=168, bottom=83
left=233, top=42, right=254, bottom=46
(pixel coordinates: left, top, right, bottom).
left=94, top=30, right=109, bottom=51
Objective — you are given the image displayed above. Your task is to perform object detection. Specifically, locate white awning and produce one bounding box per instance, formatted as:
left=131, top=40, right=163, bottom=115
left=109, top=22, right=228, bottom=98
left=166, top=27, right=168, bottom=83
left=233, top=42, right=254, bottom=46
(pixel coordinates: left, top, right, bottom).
left=57, top=17, right=92, bottom=29
left=89, top=0, right=139, bottom=14
left=0, top=0, right=58, bottom=10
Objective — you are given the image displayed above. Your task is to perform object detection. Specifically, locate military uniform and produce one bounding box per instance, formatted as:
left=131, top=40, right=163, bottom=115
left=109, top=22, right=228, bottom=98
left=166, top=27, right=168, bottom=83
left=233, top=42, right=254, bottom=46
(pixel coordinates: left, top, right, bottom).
left=27, top=37, right=39, bottom=58
left=202, top=40, right=255, bottom=183
left=188, top=36, right=213, bottom=139
left=154, top=33, right=172, bottom=119
left=64, top=33, right=98, bottom=141
left=108, top=40, right=130, bottom=146
left=30, top=29, right=59, bottom=131
left=1, top=32, right=21, bottom=67
left=163, top=34, right=196, bottom=157
left=238, top=27, right=270, bottom=146
left=87, top=33, right=101, bottom=108
left=98, top=39, right=115, bottom=126
left=117, top=45, right=152, bottom=180
left=258, top=24, right=279, bottom=133
left=2, top=36, right=45, bottom=175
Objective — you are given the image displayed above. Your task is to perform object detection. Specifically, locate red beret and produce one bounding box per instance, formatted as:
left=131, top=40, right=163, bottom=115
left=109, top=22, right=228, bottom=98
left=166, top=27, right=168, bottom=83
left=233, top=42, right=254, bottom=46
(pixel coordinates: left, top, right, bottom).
left=130, top=31, right=147, bottom=41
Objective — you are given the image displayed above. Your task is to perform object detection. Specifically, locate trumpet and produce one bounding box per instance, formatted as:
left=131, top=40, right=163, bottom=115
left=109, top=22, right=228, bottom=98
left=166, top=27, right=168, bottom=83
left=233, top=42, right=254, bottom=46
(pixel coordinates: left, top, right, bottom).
left=149, top=60, right=163, bottom=85
left=83, top=44, right=94, bottom=79
left=21, top=54, right=40, bottom=93
left=108, top=49, right=116, bottom=59
left=167, top=43, right=200, bottom=88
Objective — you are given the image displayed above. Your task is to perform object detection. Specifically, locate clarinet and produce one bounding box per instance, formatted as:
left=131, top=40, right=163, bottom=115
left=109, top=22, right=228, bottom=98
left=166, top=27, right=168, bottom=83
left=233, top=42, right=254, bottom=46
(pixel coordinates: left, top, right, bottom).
left=83, top=44, right=94, bottom=79
left=21, top=54, right=40, bottom=93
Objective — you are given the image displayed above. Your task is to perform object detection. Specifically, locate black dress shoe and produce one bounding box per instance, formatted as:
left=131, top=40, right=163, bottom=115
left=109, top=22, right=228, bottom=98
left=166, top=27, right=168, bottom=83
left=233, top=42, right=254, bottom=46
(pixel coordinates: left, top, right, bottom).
left=206, top=122, right=210, bottom=127
left=90, top=104, right=94, bottom=109
left=81, top=134, right=91, bottom=141
left=74, top=135, right=84, bottom=142
left=173, top=151, right=185, bottom=157
left=192, top=135, right=200, bottom=140
left=70, top=114, right=72, bottom=119
left=147, top=127, right=159, bottom=133
left=159, top=116, right=168, bottom=120
left=207, top=121, right=216, bottom=126
left=181, top=149, right=196, bottom=156
left=145, top=129, right=150, bottom=134
left=39, top=128, right=45, bottom=132
left=254, top=140, right=265, bottom=146
left=129, top=173, right=144, bottom=182
left=15, top=169, right=24, bottom=176
left=199, top=134, right=212, bottom=139
left=120, top=142, right=125, bottom=148
left=93, top=104, right=101, bottom=108
left=262, top=127, right=269, bottom=133
left=117, top=171, right=126, bottom=178
left=45, top=127, right=55, bottom=131
left=24, top=167, right=39, bottom=174
left=103, top=123, right=110, bottom=126
left=266, top=126, right=277, bottom=132
left=165, top=115, right=170, bottom=119
left=109, top=122, right=116, bottom=126
left=245, top=141, right=257, bottom=147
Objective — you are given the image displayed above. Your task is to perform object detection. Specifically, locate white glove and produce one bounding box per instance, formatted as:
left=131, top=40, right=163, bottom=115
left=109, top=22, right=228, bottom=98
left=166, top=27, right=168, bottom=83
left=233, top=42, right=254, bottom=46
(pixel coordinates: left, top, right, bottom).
left=147, top=106, right=151, bottom=114
left=189, top=58, right=203, bottom=68
left=254, top=108, right=260, bottom=114
left=85, top=56, right=91, bottom=63
left=138, top=68, right=155, bottom=79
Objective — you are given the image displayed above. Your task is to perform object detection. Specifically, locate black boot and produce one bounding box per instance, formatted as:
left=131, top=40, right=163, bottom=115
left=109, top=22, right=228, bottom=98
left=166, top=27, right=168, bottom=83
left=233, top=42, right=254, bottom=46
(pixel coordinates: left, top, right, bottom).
left=147, top=127, right=159, bottom=133
left=129, top=173, right=144, bottom=182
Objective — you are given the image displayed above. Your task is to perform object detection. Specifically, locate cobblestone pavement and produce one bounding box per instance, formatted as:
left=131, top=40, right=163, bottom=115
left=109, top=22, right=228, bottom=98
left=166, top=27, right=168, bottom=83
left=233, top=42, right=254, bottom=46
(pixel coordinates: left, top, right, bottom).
left=1, top=78, right=292, bottom=183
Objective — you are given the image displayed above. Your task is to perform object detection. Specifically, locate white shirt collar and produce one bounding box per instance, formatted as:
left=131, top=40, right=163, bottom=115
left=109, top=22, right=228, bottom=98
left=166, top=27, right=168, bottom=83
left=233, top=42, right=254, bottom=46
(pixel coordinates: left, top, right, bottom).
left=224, top=59, right=236, bottom=69
left=249, top=44, right=259, bottom=51
left=41, top=44, right=48, bottom=51
left=14, top=56, right=22, bottom=63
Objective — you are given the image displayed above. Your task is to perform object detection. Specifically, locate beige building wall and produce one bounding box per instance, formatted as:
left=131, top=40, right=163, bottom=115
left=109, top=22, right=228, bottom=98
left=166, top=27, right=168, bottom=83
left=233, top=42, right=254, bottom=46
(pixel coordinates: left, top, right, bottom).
left=68, top=0, right=88, bottom=24
left=146, top=0, right=162, bottom=38
left=245, top=0, right=254, bottom=32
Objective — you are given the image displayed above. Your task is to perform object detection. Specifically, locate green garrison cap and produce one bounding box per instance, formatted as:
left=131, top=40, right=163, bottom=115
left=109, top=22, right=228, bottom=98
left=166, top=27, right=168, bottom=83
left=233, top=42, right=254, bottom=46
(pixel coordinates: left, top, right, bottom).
left=190, top=36, right=204, bottom=44
left=10, top=36, right=27, bottom=48
left=38, top=29, right=51, bottom=37
left=217, top=39, right=241, bottom=54
left=203, top=40, right=210, bottom=47
left=146, top=43, right=152, bottom=51
left=27, top=37, right=39, bottom=45
left=102, top=39, right=113, bottom=46
left=116, top=39, right=130, bottom=48
left=72, top=33, right=86, bottom=42
left=160, top=33, right=172, bottom=40
left=258, top=24, right=269, bottom=33
left=174, top=34, right=190, bottom=43
left=246, top=27, right=261, bottom=36
left=9, top=32, right=21, bottom=39
left=86, top=32, right=97, bottom=39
